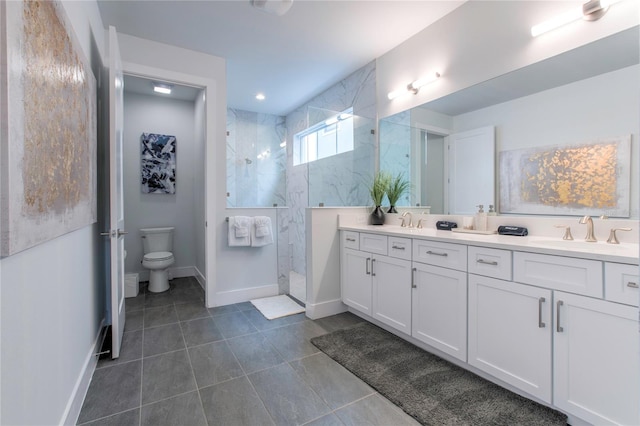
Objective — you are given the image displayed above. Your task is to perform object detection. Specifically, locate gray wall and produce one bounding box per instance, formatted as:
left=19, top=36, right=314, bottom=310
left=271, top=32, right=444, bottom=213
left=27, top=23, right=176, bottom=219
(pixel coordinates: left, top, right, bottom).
left=122, top=92, right=199, bottom=278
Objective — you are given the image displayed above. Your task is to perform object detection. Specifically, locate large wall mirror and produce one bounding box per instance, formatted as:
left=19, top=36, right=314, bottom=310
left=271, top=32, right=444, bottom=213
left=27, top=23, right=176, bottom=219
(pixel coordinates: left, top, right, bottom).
left=379, top=26, right=639, bottom=217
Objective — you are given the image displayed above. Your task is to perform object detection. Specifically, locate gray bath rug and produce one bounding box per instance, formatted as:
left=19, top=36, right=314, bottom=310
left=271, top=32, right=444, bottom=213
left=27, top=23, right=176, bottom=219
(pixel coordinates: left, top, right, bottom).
left=311, top=322, right=567, bottom=426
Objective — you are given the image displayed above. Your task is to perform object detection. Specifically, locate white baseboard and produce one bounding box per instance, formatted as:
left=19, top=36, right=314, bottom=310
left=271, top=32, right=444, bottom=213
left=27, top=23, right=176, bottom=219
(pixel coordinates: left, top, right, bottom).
left=305, top=298, right=347, bottom=320
left=213, top=284, right=279, bottom=307
left=193, top=266, right=206, bottom=291
left=133, top=265, right=196, bottom=282
left=62, top=318, right=105, bottom=426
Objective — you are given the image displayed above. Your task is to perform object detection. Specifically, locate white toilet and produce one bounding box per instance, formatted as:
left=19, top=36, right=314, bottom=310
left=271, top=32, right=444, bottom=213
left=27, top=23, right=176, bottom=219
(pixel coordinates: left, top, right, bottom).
left=140, top=227, right=175, bottom=293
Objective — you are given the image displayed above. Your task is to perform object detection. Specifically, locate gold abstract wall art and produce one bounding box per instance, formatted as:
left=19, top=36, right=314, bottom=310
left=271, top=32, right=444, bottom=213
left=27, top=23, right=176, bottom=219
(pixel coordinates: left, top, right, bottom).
left=0, top=0, right=97, bottom=256
left=499, top=137, right=631, bottom=217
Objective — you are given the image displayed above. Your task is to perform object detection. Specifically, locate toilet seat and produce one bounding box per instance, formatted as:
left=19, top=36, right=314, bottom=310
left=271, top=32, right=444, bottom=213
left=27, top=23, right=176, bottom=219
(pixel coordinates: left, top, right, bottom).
left=143, top=251, right=174, bottom=262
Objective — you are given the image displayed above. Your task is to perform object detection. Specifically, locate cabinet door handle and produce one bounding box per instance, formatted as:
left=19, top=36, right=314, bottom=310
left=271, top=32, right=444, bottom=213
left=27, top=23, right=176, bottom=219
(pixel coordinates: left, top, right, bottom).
left=392, top=245, right=405, bottom=250
left=411, top=267, right=417, bottom=288
left=556, top=300, right=564, bottom=333
left=371, top=258, right=376, bottom=276
left=538, top=297, right=546, bottom=328
left=346, top=237, right=356, bottom=242
left=477, top=259, right=498, bottom=266
left=627, top=282, right=639, bottom=288
left=366, top=258, right=371, bottom=275
left=426, top=250, right=448, bottom=257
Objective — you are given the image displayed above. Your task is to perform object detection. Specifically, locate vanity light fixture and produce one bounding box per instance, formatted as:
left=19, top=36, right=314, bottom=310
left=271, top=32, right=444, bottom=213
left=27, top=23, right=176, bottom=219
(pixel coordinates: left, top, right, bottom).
left=153, top=83, right=172, bottom=95
left=387, top=72, right=441, bottom=100
left=531, top=0, right=622, bottom=37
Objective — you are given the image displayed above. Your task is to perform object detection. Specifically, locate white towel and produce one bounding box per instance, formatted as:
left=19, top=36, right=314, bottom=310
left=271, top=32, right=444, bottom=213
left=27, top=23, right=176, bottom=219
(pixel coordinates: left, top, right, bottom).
left=228, top=216, right=251, bottom=247
left=251, top=216, right=273, bottom=247
left=233, top=216, right=250, bottom=238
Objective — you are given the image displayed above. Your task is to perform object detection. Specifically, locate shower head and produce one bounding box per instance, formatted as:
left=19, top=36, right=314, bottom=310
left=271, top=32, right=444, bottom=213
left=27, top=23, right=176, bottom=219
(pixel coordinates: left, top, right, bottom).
left=245, top=158, right=252, bottom=164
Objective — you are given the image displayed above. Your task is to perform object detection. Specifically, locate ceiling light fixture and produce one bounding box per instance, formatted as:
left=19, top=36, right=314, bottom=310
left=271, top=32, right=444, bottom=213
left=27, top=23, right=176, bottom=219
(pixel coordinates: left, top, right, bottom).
left=256, top=93, right=266, bottom=101
left=531, top=0, right=622, bottom=37
left=153, top=83, right=172, bottom=95
left=250, top=0, right=294, bottom=16
left=387, top=72, right=441, bottom=100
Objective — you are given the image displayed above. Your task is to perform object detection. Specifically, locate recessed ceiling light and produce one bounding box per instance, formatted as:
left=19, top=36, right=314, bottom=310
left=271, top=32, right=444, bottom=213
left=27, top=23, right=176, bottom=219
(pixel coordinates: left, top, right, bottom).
left=153, top=83, right=172, bottom=95
left=256, top=93, right=266, bottom=101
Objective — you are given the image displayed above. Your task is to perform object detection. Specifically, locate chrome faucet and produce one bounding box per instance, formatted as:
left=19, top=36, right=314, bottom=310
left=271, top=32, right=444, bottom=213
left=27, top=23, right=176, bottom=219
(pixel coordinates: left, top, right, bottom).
left=578, top=216, right=597, bottom=242
left=401, top=211, right=414, bottom=228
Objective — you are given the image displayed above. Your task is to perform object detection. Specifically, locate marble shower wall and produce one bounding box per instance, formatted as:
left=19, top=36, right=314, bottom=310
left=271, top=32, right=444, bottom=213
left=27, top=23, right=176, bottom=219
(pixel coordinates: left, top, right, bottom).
left=226, top=109, right=287, bottom=208
left=379, top=110, right=411, bottom=207
left=286, top=60, right=377, bottom=277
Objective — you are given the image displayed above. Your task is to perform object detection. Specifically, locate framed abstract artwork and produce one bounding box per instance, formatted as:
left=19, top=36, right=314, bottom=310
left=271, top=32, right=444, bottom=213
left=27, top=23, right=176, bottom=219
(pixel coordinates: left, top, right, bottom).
left=141, top=133, right=177, bottom=194
left=499, top=136, right=631, bottom=217
left=0, top=0, right=97, bottom=256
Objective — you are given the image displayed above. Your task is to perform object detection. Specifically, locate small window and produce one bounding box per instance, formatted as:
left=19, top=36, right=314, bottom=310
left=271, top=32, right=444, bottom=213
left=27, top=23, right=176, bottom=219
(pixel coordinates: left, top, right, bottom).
left=294, top=108, right=353, bottom=166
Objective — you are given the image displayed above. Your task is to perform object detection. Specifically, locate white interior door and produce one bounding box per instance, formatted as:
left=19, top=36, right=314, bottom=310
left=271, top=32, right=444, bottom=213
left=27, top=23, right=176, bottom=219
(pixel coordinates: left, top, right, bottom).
left=108, top=26, right=126, bottom=359
left=446, top=126, right=495, bottom=214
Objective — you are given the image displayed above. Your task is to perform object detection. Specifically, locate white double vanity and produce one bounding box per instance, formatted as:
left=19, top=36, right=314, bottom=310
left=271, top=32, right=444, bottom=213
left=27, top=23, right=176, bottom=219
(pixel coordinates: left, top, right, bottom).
left=338, top=217, right=639, bottom=426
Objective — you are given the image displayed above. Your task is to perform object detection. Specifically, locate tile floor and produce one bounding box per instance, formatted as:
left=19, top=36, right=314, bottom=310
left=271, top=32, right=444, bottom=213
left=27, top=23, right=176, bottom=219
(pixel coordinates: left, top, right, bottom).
left=77, top=277, right=420, bottom=426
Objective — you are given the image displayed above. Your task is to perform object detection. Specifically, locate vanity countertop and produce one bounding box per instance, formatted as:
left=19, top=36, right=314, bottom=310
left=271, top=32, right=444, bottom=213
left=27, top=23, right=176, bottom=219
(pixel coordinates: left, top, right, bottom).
left=339, top=224, right=639, bottom=265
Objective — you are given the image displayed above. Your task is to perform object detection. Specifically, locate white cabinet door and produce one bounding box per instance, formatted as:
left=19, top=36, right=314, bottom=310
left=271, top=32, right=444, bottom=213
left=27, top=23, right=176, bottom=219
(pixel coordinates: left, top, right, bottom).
left=554, top=291, right=640, bottom=426
left=412, top=263, right=467, bottom=361
left=341, top=248, right=373, bottom=315
left=468, top=274, right=552, bottom=403
left=372, top=255, right=412, bottom=334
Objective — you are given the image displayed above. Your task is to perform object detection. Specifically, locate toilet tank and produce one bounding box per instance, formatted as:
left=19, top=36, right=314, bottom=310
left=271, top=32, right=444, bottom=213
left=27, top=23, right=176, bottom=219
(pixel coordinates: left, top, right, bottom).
left=140, top=227, right=174, bottom=254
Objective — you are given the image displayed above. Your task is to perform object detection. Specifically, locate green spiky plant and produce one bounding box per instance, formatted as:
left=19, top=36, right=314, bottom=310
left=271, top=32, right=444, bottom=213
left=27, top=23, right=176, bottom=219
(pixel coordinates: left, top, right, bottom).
left=369, top=171, right=391, bottom=207
left=386, top=172, right=410, bottom=213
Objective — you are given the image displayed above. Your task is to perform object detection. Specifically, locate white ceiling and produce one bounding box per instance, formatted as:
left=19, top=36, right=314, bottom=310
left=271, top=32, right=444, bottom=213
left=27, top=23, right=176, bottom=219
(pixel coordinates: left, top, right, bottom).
left=97, top=0, right=465, bottom=116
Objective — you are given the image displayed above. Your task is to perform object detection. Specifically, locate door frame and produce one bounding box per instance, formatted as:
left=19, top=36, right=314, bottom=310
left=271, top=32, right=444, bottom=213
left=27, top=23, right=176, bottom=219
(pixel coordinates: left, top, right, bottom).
left=119, top=61, right=218, bottom=306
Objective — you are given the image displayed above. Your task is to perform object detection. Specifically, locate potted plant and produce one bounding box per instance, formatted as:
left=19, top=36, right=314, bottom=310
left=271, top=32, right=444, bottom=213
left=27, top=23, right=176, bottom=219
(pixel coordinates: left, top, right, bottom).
left=386, top=172, right=410, bottom=213
left=369, top=171, right=391, bottom=225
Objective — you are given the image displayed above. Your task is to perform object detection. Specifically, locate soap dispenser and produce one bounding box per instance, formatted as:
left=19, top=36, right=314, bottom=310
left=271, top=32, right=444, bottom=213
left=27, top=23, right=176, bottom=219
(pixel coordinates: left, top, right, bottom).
left=475, top=204, right=487, bottom=232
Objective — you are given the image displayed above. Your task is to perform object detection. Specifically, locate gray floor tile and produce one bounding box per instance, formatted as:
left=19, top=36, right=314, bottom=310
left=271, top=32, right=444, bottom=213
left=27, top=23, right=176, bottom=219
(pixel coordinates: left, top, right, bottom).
left=175, top=301, right=211, bottom=322
left=125, top=294, right=145, bottom=313
left=78, top=408, right=140, bottom=426
left=212, top=311, right=258, bottom=338
left=227, top=332, right=285, bottom=374
left=290, top=352, right=374, bottom=409
left=124, top=310, right=144, bottom=332
left=143, top=323, right=185, bottom=357
left=98, top=330, right=143, bottom=368
left=313, top=312, right=365, bottom=334
left=144, top=291, right=173, bottom=308
left=141, top=350, right=197, bottom=404
left=172, top=286, right=204, bottom=305
left=77, top=361, right=142, bottom=424
left=140, top=391, right=206, bottom=426
left=208, top=304, right=239, bottom=317
left=188, top=341, right=244, bottom=388
left=144, top=305, right=178, bottom=329
left=242, top=308, right=307, bottom=331
left=200, top=376, right=275, bottom=426
left=249, top=363, right=331, bottom=426
left=234, top=301, right=256, bottom=311
left=334, top=394, right=421, bottom=426
left=304, top=413, right=345, bottom=426
left=180, top=317, right=224, bottom=347
left=261, top=320, right=326, bottom=361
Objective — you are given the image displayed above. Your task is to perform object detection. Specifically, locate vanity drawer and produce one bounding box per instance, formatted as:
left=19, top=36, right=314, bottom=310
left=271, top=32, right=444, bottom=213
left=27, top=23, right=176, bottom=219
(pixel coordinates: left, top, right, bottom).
left=468, top=246, right=512, bottom=281
left=513, top=252, right=602, bottom=298
left=413, top=239, right=467, bottom=271
left=388, top=236, right=412, bottom=261
left=605, top=262, right=639, bottom=307
left=360, top=233, right=388, bottom=255
left=342, top=231, right=360, bottom=250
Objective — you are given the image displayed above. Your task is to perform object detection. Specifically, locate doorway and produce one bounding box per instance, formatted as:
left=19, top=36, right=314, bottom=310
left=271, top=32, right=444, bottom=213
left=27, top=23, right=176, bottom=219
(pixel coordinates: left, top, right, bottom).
left=121, top=74, right=208, bottom=292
